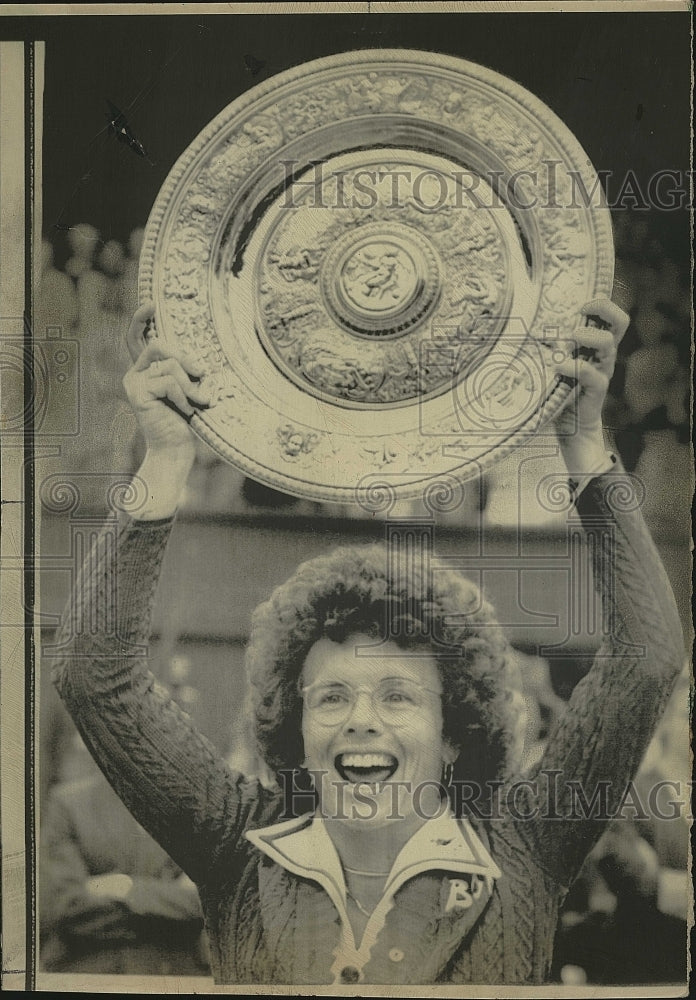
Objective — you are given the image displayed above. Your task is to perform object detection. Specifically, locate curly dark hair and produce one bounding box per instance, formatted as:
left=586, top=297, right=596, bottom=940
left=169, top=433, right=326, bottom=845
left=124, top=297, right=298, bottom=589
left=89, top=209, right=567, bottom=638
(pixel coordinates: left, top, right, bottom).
left=246, top=542, right=524, bottom=797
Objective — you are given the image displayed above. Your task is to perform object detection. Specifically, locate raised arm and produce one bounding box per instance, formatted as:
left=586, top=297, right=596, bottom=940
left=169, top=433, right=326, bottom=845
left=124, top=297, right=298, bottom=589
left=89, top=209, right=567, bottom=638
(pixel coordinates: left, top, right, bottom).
left=52, top=305, right=279, bottom=884
left=514, top=299, right=685, bottom=886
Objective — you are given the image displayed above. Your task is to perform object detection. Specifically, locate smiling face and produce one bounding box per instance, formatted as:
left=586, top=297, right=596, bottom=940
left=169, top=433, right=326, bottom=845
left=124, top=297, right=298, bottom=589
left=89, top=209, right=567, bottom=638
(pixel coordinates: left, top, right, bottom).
left=301, top=634, right=456, bottom=830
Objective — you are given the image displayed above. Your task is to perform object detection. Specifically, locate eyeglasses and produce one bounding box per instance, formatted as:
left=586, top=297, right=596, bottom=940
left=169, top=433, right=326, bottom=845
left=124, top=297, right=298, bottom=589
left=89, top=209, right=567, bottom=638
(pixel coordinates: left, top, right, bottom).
left=300, top=677, right=442, bottom=727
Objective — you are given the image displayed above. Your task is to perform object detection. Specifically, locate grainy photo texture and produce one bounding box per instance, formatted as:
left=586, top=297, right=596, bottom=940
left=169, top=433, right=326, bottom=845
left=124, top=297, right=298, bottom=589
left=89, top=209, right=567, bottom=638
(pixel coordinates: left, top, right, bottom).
left=0, top=4, right=692, bottom=994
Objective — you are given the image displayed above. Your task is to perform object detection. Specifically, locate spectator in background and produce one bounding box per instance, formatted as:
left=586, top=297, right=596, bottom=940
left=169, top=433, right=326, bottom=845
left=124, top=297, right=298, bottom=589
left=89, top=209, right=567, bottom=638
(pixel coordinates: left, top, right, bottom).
left=551, top=815, right=688, bottom=986
left=93, top=239, right=129, bottom=385
left=514, top=651, right=566, bottom=773
left=42, top=656, right=213, bottom=977
left=64, top=223, right=103, bottom=331
left=64, top=222, right=100, bottom=282
left=632, top=666, right=691, bottom=913
left=600, top=214, right=691, bottom=539
left=37, top=240, right=78, bottom=337
left=98, top=239, right=127, bottom=315
left=63, top=229, right=140, bottom=497
left=40, top=750, right=210, bottom=978
left=120, top=226, right=145, bottom=317
left=225, top=687, right=276, bottom=791
left=95, top=238, right=140, bottom=476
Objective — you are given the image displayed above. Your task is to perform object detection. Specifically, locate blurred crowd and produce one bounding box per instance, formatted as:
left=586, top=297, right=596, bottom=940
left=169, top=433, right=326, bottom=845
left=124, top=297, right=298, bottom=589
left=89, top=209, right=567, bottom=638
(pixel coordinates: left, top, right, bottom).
left=550, top=666, right=692, bottom=986
left=41, top=657, right=211, bottom=978
left=37, top=212, right=692, bottom=530
left=38, top=213, right=691, bottom=982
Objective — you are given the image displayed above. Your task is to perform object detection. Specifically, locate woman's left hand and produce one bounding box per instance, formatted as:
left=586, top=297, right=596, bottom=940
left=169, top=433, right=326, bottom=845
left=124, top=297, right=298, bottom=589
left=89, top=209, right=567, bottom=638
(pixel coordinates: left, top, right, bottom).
left=553, top=297, right=630, bottom=474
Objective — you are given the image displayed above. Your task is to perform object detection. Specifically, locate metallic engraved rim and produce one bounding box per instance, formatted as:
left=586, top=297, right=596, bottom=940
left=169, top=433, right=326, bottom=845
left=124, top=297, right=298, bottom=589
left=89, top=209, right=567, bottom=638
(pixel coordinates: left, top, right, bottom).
left=140, top=49, right=614, bottom=503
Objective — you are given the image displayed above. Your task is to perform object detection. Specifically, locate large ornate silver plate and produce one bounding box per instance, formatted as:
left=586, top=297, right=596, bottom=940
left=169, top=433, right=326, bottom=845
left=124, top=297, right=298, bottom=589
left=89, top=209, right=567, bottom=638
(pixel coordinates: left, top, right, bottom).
left=140, top=49, right=614, bottom=503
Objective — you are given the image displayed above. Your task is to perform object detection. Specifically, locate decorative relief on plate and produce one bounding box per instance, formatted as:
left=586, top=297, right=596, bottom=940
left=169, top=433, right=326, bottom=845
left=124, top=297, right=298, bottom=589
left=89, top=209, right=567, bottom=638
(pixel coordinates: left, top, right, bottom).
left=200, top=368, right=240, bottom=407
left=276, top=424, right=320, bottom=460
left=360, top=440, right=401, bottom=467
left=268, top=246, right=322, bottom=283
left=253, top=160, right=512, bottom=407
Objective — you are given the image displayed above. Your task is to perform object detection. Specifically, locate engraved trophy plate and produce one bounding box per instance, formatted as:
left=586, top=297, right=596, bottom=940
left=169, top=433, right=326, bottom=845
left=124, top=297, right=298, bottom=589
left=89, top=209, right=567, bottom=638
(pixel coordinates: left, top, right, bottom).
left=139, top=49, right=614, bottom=503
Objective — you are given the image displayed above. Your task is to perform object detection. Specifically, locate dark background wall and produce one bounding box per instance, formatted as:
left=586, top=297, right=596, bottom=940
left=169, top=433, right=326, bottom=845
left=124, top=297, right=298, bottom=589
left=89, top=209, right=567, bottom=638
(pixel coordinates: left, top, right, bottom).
left=0, top=11, right=691, bottom=260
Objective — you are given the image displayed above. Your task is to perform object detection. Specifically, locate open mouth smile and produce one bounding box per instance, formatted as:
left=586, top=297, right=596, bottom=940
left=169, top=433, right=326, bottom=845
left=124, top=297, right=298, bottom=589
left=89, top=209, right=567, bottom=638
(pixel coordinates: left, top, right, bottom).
left=335, top=752, right=398, bottom=784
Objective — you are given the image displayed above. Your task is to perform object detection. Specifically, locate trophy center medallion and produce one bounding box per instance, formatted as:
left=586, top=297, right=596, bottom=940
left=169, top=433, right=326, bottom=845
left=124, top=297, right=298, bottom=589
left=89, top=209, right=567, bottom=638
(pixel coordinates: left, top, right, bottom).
left=251, top=153, right=518, bottom=408
left=339, top=240, right=418, bottom=316
left=321, top=223, right=440, bottom=339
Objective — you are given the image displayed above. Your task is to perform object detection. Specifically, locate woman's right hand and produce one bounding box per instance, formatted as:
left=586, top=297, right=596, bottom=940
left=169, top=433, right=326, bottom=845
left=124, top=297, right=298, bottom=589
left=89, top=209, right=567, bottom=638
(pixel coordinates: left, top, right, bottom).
left=123, top=303, right=213, bottom=518
left=123, top=302, right=211, bottom=458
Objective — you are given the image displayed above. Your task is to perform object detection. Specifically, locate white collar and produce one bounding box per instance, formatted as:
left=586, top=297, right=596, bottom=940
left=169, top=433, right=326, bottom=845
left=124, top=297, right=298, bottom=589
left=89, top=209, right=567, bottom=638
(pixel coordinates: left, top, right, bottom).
left=245, top=805, right=501, bottom=895
left=245, top=806, right=501, bottom=976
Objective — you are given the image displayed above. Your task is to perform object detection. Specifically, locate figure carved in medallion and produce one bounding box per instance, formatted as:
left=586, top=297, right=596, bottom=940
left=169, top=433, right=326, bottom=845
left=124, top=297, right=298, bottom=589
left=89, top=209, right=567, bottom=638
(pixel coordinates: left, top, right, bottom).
left=342, top=244, right=415, bottom=307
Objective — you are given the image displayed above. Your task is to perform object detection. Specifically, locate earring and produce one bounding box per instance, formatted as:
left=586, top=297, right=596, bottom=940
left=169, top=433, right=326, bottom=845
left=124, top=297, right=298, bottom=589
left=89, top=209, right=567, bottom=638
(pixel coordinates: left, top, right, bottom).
left=442, top=761, right=454, bottom=788
left=293, top=765, right=313, bottom=791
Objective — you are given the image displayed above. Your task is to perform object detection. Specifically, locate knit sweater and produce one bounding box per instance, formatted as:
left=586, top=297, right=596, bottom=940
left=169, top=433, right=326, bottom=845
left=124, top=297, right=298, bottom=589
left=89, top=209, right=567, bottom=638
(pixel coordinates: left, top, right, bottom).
left=52, top=469, right=684, bottom=985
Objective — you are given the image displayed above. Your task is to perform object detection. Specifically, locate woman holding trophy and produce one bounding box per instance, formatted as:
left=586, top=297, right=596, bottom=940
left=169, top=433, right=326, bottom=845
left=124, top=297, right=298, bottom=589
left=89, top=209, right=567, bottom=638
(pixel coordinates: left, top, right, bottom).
left=52, top=50, right=684, bottom=986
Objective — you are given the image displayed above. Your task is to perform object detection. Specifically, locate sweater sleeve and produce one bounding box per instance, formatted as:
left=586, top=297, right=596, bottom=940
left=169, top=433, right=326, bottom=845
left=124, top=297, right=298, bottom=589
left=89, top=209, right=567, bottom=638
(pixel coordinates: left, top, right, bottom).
left=51, top=513, right=279, bottom=886
left=513, top=463, right=685, bottom=887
